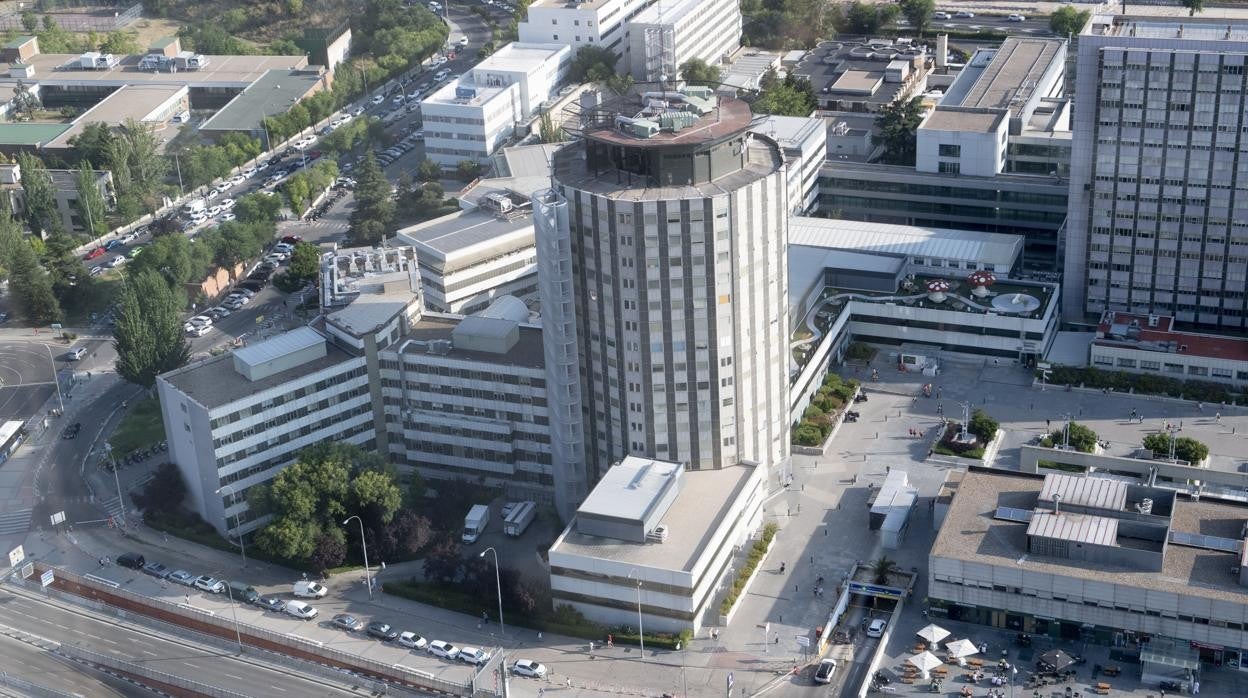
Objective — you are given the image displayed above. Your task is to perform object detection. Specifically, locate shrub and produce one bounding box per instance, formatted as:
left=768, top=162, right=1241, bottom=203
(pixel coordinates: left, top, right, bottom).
left=793, top=423, right=823, bottom=446
left=967, top=409, right=999, bottom=443
left=1049, top=422, right=1098, bottom=453
left=845, top=342, right=876, bottom=361
left=1042, top=365, right=1238, bottom=403
left=934, top=423, right=986, bottom=459
left=1142, top=433, right=1209, bottom=464
left=719, top=523, right=778, bottom=615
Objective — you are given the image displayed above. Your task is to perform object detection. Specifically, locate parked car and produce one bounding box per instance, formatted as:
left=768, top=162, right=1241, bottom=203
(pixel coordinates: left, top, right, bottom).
left=142, top=562, right=172, bottom=579
left=370, top=94, right=385, bottom=105
left=1007, top=13, right=1026, bottom=21
left=293, top=581, right=328, bottom=598
left=193, top=575, right=225, bottom=594
left=116, top=552, right=146, bottom=569
left=168, top=570, right=196, bottom=586
left=954, top=10, right=974, bottom=17
left=932, top=11, right=950, bottom=19
left=187, top=315, right=213, bottom=328
left=284, top=600, right=318, bottom=620
left=366, top=622, right=400, bottom=641
left=65, top=347, right=88, bottom=361
left=62, top=422, right=81, bottom=439
left=185, top=324, right=210, bottom=337
left=129, top=246, right=146, bottom=258
left=257, top=596, right=285, bottom=612
left=238, top=280, right=265, bottom=293
left=242, top=166, right=258, bottom=178
left=428, top=640, right=459, bottom=659
left=215, top=182, right=232, bottom=193
left=511, top=659, right=547, bottom=678
left=280, top=235, right=303, bottom=244
left=85, top=247, right=107, bottom=260
left=220, top=198, right=236, bottom=209
left=226, top=581, right=259, bottom=604
left=332, top=614, right=366, bottom=632
left=459, top=647, right=490, bottom=665
left=398, top=632, right=428, bottom=649
left=866, top=618, right=887, bottom=638
left=89, top=266, right=104, bottom=276
left=105, top=239, right=124, bottom=251
left=121, top=230, right=141, bottom=244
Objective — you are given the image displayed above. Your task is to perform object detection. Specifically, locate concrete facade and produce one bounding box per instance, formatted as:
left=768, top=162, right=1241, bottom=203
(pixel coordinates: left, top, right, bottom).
left=625, top=0, right=740, bottom=83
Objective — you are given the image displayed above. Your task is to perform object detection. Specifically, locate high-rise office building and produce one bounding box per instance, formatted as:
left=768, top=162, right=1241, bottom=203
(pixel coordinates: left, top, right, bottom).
left=535, top=87, right=790, bottom=518
left=1065, top=16, right=1248, bottom=327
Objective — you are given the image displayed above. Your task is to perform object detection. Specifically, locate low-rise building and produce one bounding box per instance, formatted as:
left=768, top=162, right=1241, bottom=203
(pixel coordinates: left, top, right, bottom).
left=422, top=42, right=571, bottom=167
left=1089, top=311, right=1248, bottom=389
left=548, top=456, right=765, bottom=634
left=750, top=115, right=826, bottom=214
left=932, top=468, right=1248, bottom=671
left=518, top=0, right=654, bottom=58
left=0, top=162, right=113, bottom=236
left=626, top=0, right=740, bottom=82
left=793, top=38, right=931, bottom=113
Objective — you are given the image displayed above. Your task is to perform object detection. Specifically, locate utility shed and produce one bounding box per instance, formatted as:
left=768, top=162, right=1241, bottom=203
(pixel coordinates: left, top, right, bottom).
left=869, top=469, right=918, bottom=549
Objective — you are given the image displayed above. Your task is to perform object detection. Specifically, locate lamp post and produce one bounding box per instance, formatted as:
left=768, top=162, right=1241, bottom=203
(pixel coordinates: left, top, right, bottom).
left=102, top=443, right=125, bottom=526
left=343, top=515, right=372, bottom=599
left=223, top=582, right=244, bottom=653
left=42, top=343, right=63, bottom=416
left=627, top=569, right=644, bottom=659
left=214, top=484, right=247, bottom=568
left=479, top=547, right=505, bottom=638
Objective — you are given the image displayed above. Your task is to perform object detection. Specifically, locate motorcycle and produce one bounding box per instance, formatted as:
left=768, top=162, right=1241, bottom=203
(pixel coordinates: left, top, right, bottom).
left=846, top=411, right=861, bottom=419
left=854, top=394, right=868, bottom=403
left=844, top=415, right=858, bottom=423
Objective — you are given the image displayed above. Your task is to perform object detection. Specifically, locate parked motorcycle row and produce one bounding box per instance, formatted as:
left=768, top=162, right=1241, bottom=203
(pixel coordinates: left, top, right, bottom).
left=304, top=182, right=351, bottom=221
left=102, top=441, right=167, bottom=472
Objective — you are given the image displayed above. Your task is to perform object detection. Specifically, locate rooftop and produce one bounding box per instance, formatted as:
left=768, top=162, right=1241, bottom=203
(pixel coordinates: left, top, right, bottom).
left=234, top=326, right=324, bottom=369
left=795, top=39, right=927, bottom=107
left=422, top=77, right=512, bottom=109
left=0, top=122, right=72, bottom=146
left=942, top=37, right=1064, bottom=117
left=788, top=216, right=1025, bottom=270
left=576, top=91, right=751, bottom=149
left=47, top=84, right=185, bottom=149
left=393, top=208, right=534, bottom=269
left=199, top=69, right=325, bottom=132
left=326, top=276, right=418, bottom=337
left=473, top=42, right=567, bottom=75
left=629, top=0, right=704, bottom=25
left=0, top=53, right=309, bottom=88
left=1089, top=14, right=1248, bottom=41
left=830, top=70, right=883, bottom=95
left=1093, top=311, right=1248, bottom=363
left=932, top=469, right=1248, bottom=604
left=750, top=114, right=825, bottom=152
left=527, top=0, right=613, bottom=10
left=402, top=313, right=545, bottom=369
left=921, top=106, right=1006, bottom=134
left=552, top=464, right=757, bottom=571
left=160, top=332, right=360, bottom=410
left=578, top=456, right=681, bottom=523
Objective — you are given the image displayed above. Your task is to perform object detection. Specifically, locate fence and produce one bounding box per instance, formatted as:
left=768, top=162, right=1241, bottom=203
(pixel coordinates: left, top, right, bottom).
left=21, top=564, right=481, bottom=697
left=59, top=644, right=255, bottom=698
left=0, top=2, right=140, bottom=31
left=0, top=671, right=78, bottom=698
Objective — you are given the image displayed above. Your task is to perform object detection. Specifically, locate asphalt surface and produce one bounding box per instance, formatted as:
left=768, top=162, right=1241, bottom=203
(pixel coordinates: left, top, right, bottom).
left=0, top=341, right=57, bottom=421
left=0, top=632, right=148, bottom=697
left=0, top=588, right=374, bottom=697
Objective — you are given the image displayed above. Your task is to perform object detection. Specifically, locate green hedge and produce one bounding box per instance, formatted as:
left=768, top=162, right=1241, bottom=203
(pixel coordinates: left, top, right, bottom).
left=382, top=582, right=692, bottom=649
left=718, top=522, right=779, bottom=615
left=792, top=373, right=860, bottom=446
left=1042, top=365, right=1238, bottom=403
left=1142, top=433, right=1209, bottom=464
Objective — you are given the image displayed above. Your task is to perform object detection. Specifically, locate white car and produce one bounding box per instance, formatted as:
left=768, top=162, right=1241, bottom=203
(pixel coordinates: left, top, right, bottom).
left=954, top=10, right=974, bottom=18
left=458, top=36, right=469, bottom=46
left=330, top=118, right=344, bottom=128
left=1007, top=13, right=1026, bottom=21
left=353, top=106, right=366, bottom=116
left=193, top=575, right=225, bottom=594
left=220, top=212, right=236, bottom=222
left=108, top=255, right=127, bottom=268
left=264, top=253, right=288, bottom=264
left=121, top=231, right=141, bottom=244
left=168, top=570, right=196, bottom=586
left=815, top=658, right=838, bottom=684
left=933, top=11, right=950, bottom=19
left=220, top=198, right=236, bottom=209
left=205, top=189, right=220, bottom=201
left=273, top=242, right=294, bottom=253
left=866, top=618, right=887, bottom=638
left=459, top=647, right=490, bottom=665
left=230, top=174, right=246, bottom=186
left=242, top=166, right=258, bottom=178
left=215, top=182, right=232, bottom=193
left=284, top=600, right=318, bottom=620
left=89, top=265, right=104, bottom=276
left=370, top=95, right=385, bottom=105
left=398, top=632, right=428, bottom=649
left=207, top=205, right=224, bottom=218
left=185, top=324, right=210, bottom=337
left=428, top=640, right=459, bottom=660
left=511, top=659, right=547, bottom=678
left=188, top=315, right=213, bottom=327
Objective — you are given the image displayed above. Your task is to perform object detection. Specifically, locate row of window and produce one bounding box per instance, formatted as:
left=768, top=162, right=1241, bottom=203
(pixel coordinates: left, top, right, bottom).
left=1091, top=354, right=1244, bottom=379
left=212, top=385, right=370, bottom=449
left=209, top=366, right=367, bottom=429
left=219, top=423, right=373, bottom=486
left=218, top=403, right=373, bottom=467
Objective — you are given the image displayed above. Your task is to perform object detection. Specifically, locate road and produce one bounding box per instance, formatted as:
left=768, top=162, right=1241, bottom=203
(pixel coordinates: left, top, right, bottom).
left=0, top=587, right=372, bottom=697
left=0, top=632, right=149, bottom=697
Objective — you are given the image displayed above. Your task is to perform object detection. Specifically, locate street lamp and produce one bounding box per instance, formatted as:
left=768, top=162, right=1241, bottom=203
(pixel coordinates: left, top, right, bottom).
left=42, top=343, right=64, bottom=417
left=479, top=547, right=505, bottom=638
left=214, top=484, right=247, bottom=568
left=223, top=582, right=244, bottom=654
left=627, top=569, right=644, bottom=659
left=102, top=443, right=125, bottom=526
left=343, top=515, right=372, bottom=599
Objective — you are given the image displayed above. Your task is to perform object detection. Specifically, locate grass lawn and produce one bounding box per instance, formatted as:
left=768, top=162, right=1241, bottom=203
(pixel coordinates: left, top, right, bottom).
left=109, top=395, right=165, bottom=455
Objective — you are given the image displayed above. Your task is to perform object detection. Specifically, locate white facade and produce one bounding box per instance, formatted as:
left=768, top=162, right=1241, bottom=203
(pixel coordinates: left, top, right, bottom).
left=1089, top=311, right=1248, bottom=388
left=1064, top=16, right=1248, bottom=328
left=916, top=107, right=1009, bottom=177
left=751, top=115, right=826, bottom=214
left=626, top=0, right=741, bottom=82
left=422, top=42, right=571, bottom=167
left=157, top=329, right=373, bottom=536
left=548, top=460, right=764, bottom=633
left=519, top=0, right=654, bottom=57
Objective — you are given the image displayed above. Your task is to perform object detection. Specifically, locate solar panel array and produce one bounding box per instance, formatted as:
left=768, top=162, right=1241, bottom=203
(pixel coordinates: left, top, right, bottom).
left=994, top=506, right=1035, bottom=523
left=1169, top=530, right=1243, bottom=553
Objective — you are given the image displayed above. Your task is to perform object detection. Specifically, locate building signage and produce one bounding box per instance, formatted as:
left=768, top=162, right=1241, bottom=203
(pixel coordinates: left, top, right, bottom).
left=847, top=580, right=905, bottom=600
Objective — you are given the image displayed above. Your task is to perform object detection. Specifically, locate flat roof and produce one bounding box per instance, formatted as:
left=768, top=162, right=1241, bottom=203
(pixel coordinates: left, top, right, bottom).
left=404, top=313, right=545, bottom=369
left=200, top=69, right=324, bottom=132
left=474, top=42, right=565, bottom=75
left=160, top=336, right=360, bottom=410
left=1091, top=14, right=1248, bottom=41
left=795, top=39, right=927, bottom=106
left=945, top=38, right=1063, bottom=115
left=751, top=114, right=824, bottom=151
left=1027, top=512, right=1120, bottom=547
left=830, top=70, right=883, bottom=95
left=0, top=53, right=309, bottom=88
left=932, top=469, right=1248, bottom=605
left=1094, top=311, right=1248, bottom=363
left=528, top=0, right=613, bottom=10
left=0, top=122, right=73, bottom=145
left=584, top=94, right=752, bottom=148
left=234, top=326, right=324, bottom=368
left=788, top=216, right=1024, bottom=269
left=498, top=143, right=562, bottom=178
left=630, top=0, right=703, bottom=26
left=327, top=281, right=416, bottom=337
left=552, top=464, right=756, bottom=572
left=578, top=456, right=681, bottom=522
left=4, top=36, right=35, bottom=49
left=1039, top=472, right=1128, bottom=510
left=922, top=107, right=1006, bottom=133
left=422, top=77, right=511, bottom=109
left=48, top=84, right=185, bottom=148
left=393, top=209, right=534, bottom=268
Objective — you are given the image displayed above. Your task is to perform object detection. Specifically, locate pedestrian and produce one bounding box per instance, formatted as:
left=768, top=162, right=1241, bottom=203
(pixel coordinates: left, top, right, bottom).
left=775, top=635, right=780, bottom=644
left=589, top=640, right=594, bottom=652
left=1046, top=419, right=1051, bottom=430
left=1198, top=402, right=1204, bottom=412
left=1216, top=412, right=1221, bottom=423
left=780, top=561, right=786, bottom=574
left=908, top=428, right=914, bottom=437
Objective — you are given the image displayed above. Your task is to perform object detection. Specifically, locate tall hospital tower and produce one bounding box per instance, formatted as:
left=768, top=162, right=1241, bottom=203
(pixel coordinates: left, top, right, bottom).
left=534, top=87, right=790, bottom=517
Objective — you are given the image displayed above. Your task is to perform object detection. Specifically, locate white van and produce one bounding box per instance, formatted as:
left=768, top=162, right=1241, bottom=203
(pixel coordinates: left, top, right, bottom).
left=292, top=580, right=327, bottom=598
left=172, top=110, right=191, bottom=123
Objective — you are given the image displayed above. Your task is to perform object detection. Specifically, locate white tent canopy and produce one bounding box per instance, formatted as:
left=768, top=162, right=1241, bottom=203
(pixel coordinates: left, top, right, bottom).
left=946, top=638, right=981, bottom=660
left=908, top=650, right=944, bottom=678
left=916, top=624, right=951, bottom=646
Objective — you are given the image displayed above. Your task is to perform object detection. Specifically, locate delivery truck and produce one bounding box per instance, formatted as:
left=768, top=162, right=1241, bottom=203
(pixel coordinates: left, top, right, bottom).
left=462, top=504, right=490, bottom=543
left=503, top=500, right=536, bottom=537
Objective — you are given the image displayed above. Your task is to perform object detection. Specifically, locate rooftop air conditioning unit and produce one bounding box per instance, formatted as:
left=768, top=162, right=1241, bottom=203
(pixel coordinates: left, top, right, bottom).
left=647, top=525, right=669, bottom=543
left=427, top=339, right=453, bottom=355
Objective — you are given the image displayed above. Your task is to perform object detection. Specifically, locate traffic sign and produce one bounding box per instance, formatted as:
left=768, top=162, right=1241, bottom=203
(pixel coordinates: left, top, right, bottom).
left=7, top=545, right=24, bottom=567
left=40, top=569, right=54, bottom=587
left=20, top=562, right=33, bottom=579
left=50, top=511, right=66, bottom=526
left=796, top=635, right=811, bottom=647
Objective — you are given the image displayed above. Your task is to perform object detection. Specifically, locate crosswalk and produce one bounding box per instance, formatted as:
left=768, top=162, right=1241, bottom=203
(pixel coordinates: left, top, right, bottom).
left=0, top=508, right=31, bottom=536
left=98, top=496, right=127, bottom=522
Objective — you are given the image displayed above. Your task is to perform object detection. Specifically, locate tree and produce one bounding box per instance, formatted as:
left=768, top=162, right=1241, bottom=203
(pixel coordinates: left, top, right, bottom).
left=899, top=0, right=935, bottom=35
left=1142, top=433, right=1209, bottom=464
left=351, top=468, right=402, bottom=527
left=422, top=537, right=465, bottom=584
left=538, top=112, right=564, bottom=144
left=99, top=30, right=140, bottom=55
left=112, top=269, right=190, bottom=389
left=1181, top=0, right=1203, bottom=15
left=842, top=1, right=898, bottom=34
left=21, top=11, right=36, bottom=33
left=0, top=218, right=61, bottom=323
left=309, top=530, right=347, bottom=572
left=73, top=162, right=108, bottom=238
left=286, top=242, right=321, bottom=282
left=378, top=509, right=433, bottom=560
left=12, top=79, right=40, bottom=120
left=967, top=409, right=999, bottom=444
left=43, top=232, right=95, bottom=313
left=754, top=74, right=816, bottom=117
left=255, top=516, right=321, bottom=561
left=679, top=58, right=722, bottom=85
left=133, top=462, right=186, bottom=515
left=568, top=45, right=619, bottom=83
left=347, top=153, right=394, bottom=246
left=110, top=118, right=169, bottom=211
left=874, top=96, right=925, bottom=166
left=405, top=471, right=427, bottom=506
left=69, top=123, right=116, bottom=170
left=1049, top=422, right=1098, bottom=453
left=16, top=152, right=58, bottom=236
left=416, top=158, right=442, bottom=182
left=233, top=192, right=282, bottom=225
left=1049, top=5, right=1090, bottom=36
left=455, top=160, right=482, bottom=182
left=870, top=556, right=899, bottom=585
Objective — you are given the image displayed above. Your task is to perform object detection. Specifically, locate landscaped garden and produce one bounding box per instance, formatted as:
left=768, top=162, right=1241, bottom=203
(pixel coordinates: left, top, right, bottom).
left=930, top=409, right=998, bottom=460
left=792, top=373, right=860, bottom=446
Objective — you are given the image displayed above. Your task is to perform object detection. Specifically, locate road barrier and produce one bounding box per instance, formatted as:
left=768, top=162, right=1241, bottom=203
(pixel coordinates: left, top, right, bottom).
left=59, top=644, right=254, bottom=698
left=23, top=563, right=482, bottom=697
left=0, top=671, right=78, bottom=698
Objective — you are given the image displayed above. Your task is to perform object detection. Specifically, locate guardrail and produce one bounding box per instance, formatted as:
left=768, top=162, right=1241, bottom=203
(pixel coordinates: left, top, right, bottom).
left=0, top=671, right=78, bottom=698
left=23, top=563, right=481, bottom=697
left=59, top=644, right=254, bottom=698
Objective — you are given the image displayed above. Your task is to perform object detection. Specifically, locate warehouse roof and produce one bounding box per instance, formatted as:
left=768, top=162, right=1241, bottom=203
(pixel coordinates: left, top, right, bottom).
left=788, top=217, right=1024, bottom=270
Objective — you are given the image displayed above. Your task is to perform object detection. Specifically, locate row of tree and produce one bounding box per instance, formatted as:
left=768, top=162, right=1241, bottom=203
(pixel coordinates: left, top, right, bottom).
left=176, top=133, right=264, bottom=191
left=281, top=160, right=339, bottom=214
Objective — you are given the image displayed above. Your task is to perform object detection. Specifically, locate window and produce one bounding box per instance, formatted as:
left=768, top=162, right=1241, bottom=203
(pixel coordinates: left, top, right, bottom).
left=938, top=144, right=961, bottom=157
left=938, top=161, right=961, bottom=174
left=551, top=18, right=557, bottom=24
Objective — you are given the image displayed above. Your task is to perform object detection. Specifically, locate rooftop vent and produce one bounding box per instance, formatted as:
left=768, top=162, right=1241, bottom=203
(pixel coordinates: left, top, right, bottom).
left=646, top=525, right=669, bottom=543
left=426, top=339, right=452, bottom=355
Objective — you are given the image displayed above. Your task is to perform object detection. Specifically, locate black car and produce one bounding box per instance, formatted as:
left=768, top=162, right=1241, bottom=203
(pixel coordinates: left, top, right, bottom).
left=238, top=280, right=264, bottom=293
left=366, top=621, right=400, bottom=641
left=62, top=423, right=81, bottom=439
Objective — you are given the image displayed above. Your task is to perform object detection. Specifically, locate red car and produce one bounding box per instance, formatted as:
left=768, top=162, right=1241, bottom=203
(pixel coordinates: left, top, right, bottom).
left=84, top=247, right=106, bottom=260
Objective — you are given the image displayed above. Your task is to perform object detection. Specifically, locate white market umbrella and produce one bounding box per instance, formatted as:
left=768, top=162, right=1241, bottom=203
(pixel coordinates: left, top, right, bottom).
left=916, top=623, right=950, bottom=647
left=946, top=638, right=981, bottom=661
left=909, top=650, right=943, bottom=679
